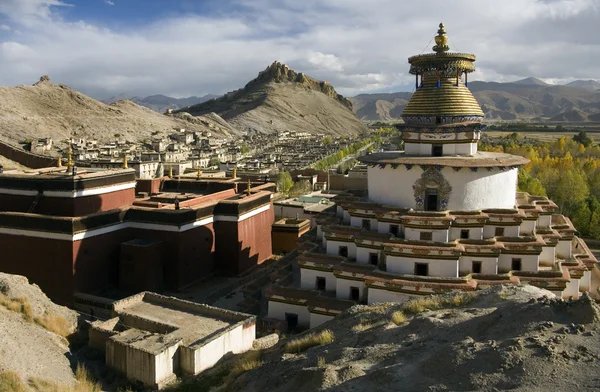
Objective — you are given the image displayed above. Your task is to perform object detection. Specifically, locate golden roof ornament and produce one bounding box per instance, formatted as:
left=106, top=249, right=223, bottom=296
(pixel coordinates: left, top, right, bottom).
left=247, top=179, right=251, bottom=195
left=433, top=23, right=450, bottom=54
left=197, top=166, right=202, bottom=179
left=233, top=167, right=237, bottom=179
left=168, top=166, right=173, bottom=178
left=122, top=155, right=128, bottom=169
left=66, top=144, right=74, bottom=168
left=57, top=156, right=62, bottom=167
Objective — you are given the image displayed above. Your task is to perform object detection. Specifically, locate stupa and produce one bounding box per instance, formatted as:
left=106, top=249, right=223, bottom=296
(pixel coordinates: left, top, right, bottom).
left=264, top=24, right=599, bottom=332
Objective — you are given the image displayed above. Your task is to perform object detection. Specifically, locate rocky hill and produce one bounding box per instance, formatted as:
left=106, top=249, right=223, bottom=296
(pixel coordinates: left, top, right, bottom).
left=174, top=62, right=367, bottom=136
left=0, top=76, right=238, bottom=146
left=187, top=285, right=600, bottom=391
left=350, top=78, right=600, bottom=122
left=102, top=93, right=219, bottom=113
left=0, top=273, right=79, bottom=389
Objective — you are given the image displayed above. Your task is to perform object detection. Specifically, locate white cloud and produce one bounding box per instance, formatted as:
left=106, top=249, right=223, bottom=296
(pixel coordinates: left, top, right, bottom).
left=0, top=0, right=598, bottom=98
left=105, top=0, right=115, bottom=5
left=0, top=24, right=10, bottom=31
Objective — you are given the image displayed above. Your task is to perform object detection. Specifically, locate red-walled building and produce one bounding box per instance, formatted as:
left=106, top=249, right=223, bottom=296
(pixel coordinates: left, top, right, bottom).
left=0, top=167, right=275, bottom=305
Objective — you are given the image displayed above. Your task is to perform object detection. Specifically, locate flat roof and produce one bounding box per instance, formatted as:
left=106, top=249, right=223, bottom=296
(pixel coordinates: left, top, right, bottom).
left=358, top=151, right=529, bottom=168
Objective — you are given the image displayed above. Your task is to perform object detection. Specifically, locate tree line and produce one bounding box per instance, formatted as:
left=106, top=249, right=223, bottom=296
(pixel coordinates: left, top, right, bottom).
left=480, top=132, right=600, bottom=239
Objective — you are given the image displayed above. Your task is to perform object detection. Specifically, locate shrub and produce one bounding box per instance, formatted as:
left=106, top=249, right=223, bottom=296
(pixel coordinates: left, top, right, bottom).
left=352, top=317, right=373, bottom=332
left=402, top=293, right=475, bottom=314
left=0, top=293, right=72, bottom=337
left=391, top=311, right=407, bottom=325
left=35, top=314, right=72, bottom=337
left=284, top=329, right=335, bottom=354
left=317, top=356, right=326, bottom=367
left=0, top=371, right=28, bottom=392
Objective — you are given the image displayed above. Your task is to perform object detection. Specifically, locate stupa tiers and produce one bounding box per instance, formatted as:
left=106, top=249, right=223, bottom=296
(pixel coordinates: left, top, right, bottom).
left=264, top=24, right=600, bottom=332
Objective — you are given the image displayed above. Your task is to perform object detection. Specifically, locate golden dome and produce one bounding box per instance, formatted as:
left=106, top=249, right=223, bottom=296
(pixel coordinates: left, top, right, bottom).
left=402, top=23, right=484, bottom=125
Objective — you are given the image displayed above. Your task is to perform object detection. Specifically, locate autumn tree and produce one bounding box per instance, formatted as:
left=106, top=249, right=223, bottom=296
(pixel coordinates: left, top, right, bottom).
left=276, top=172, right=294, bottom=195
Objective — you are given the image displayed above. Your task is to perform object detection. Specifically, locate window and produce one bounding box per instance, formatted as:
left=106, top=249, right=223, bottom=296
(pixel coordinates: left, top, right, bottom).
left=350, top=287, right=360, bottom=301
left=285, top=313, right=298, bottom=331
left=432, top=145, right=443, bottom=157
left=460, top=230, right=470, bottom=239
left=369, top=252, right=379, bottom=266
left=425, top=190, right=439, bottom=211
left=495, top=227, right=505, bottom=237
left=316, top=277, right=326, bottom=290
left=414, top=263, right=428, bottom=276
left=362, top=219, right=371, bottom=230
left=338, top=246, right=348, bottom=257
left=420, top=231, right=433, bottom=241
left=389, top=225, right=399, bottom=236
left=511, top=258, right=522, bottom=271
left=472, top=261, right=482, bottom=274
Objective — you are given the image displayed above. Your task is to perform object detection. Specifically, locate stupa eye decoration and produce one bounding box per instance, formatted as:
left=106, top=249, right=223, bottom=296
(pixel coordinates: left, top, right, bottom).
left=413, top=167, right=452, bottom=211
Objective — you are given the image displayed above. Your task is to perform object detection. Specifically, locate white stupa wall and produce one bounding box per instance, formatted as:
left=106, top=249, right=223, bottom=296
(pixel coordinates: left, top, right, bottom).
left=367, top=165, right=519, bottom=211
left=405, top=142, right=477, bottom=156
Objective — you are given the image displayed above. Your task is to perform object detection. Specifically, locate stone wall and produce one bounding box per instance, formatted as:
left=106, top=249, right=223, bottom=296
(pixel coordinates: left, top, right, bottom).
left=0, top=140, right=56, bottom=169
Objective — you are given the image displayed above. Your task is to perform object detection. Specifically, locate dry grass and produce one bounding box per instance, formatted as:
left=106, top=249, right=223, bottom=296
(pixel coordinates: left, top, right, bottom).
left=0, top=371, right=28, bottom=392
left=29, top=365, right=101, bottom=392
left=402, top=292, right=476, bottom=314
left=391, top=311, right=407, bottom=325
left=228, top=350, right=264, bottom=380
left=317, top=356, right=326, bottom=367
left=352, top=317, right=374, bottom=332
left=284, top=329, right=335, bottom=354
left=362, top=302, right=393, bottom=314
left=0, top=293, right=71, bottom=337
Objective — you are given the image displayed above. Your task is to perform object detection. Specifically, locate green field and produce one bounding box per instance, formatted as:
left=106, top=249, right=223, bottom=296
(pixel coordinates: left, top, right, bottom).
left=485, top=130, right=600, bottom=142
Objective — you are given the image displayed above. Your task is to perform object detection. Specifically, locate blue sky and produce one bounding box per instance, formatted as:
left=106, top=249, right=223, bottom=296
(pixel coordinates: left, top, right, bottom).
left=0, top=0, right=598, bottom=99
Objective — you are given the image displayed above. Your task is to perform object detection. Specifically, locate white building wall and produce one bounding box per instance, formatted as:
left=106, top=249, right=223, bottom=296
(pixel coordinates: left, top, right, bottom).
left=563, top=279, right=580, bottom=299
left=336, top=278, right=367, bottom=302
left=498, top=254, right=539, bottom=273
left=154, top=343, right=180, bottom=386
left=557, top=240, right=572, bottom=259
left=405, top=227, right=449, bottom=242
left=194, top=323, right=251, bottom=373
left=540, top=246, right=556, bottom=266
left=356, top=247, right=380, bottom=265
left=267, top=301, right=310, bottom=328
left=326, top=240, right=357, bottom=260
left=350, top=216, right=378, bottom=232
left=537, top=215, right=552, bottom=229
left=520, top=220, right=537, bottom=235
left=300, top=268, right=336, bottom=292
left=386, top=255, right=459, bottom=277
left=483, top=225, right=520, bottom=239
left=367, top=165, right=518, bottom=211
left=458, top=256, right=498, bottom=275
left=310, top=313, right=334, bottom=329
left=580, top=270, right=591, bottom=292
left=449, top=227, right=483, bottom=241
left=367, top=288, right=414, bottom=304
left=342, top=210, right=351, bottom=224
left=336, top=205, right=344, bottom=218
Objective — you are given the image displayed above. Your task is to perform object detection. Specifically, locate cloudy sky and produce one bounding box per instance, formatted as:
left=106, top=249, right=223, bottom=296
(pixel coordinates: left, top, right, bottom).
left=0, top=0, right=597, bottom=99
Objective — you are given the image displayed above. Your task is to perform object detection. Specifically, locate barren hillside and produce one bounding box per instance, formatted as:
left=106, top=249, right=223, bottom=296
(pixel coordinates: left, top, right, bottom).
left=186, top=285, right=600, bottom=392
left=175, top=62, right=367, bottom=136
left=0, top=76, right=239, bottom=146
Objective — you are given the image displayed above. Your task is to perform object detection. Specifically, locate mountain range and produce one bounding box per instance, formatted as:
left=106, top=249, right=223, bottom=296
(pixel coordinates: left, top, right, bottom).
left=349, top=77, right=600, bottom=122
left=173, top=61, right=366, bottom=136
left=102, top=94, right=219, bottom=113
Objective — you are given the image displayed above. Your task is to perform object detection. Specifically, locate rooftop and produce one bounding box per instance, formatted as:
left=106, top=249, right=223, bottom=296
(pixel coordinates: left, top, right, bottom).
left=358, top=151, right=530, bottom=168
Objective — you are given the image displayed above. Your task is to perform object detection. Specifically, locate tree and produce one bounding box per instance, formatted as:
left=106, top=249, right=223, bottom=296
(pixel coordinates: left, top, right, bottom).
left=289, top=180, right=313, bottom=197
left=571, top=202, right=592, bottom=236
left=573, top=131, right=593, bottom=147
left=241, top=144, right=251, bottom=154
left=276, top=172, right=294, bottom=195
left=589, top=209, right=600, bottom=240
left=208, top=157, right=220, bottom=167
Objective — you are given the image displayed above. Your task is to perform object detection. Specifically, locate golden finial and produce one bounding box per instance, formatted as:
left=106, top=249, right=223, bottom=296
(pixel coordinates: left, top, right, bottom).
left=168, top=166, right=173, bottom=178
left=196, top=166, right=202, bottom=179
left=66, top=144, right=74, bottom=168
left=122, top=155, right=128, bottom=169
left=433, top=22, right=450, bottom=54
left=232, top=167, right=237, bottom=179
left=57, top=156, right=62, bottom=167
left=247, top=179, right=251, bottom=195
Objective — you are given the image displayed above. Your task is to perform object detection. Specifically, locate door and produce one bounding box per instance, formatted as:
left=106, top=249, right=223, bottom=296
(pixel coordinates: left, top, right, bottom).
left=432, top=145, right=443, bottom=157
left=350, top=287, right=360, bottom=301
left=316, top=277, right=326, bottom=290
left=285, top=313, right=298, bottom=331
left=425, top=190, right=439, bottom=211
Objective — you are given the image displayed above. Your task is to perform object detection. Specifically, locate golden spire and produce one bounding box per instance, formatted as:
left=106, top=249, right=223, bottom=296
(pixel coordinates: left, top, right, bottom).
left=247, top=179, right=251, bottom=195
left=57, top=156, right=62, bottom=167
left=122, top=155, right=128, bottom=169
left=433, top=23, right=450, bottom=54
left=196, top=166, right=202, bottom=179
left=232, top=167, right=237, bottom=179
left=66, top=144, right=74, bottom=168
left=168, top=166, right=173, bottom=178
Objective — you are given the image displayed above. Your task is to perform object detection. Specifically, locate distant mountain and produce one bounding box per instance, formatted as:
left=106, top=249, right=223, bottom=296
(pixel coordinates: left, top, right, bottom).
left=566, top=80, right=600, bottom=91
left=174, top=61, right=367, bottom=136
left=102, top=94, right=219, bottom=113
left=0, top=76, right=239, bottom=145
left=512, top=77, right=549, bottom=86
left=349, top=77, right=600, bottom=122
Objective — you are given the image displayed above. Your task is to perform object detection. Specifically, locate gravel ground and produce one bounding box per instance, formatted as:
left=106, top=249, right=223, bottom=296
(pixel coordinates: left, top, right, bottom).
left=228, top=285, right=600, bottom=392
